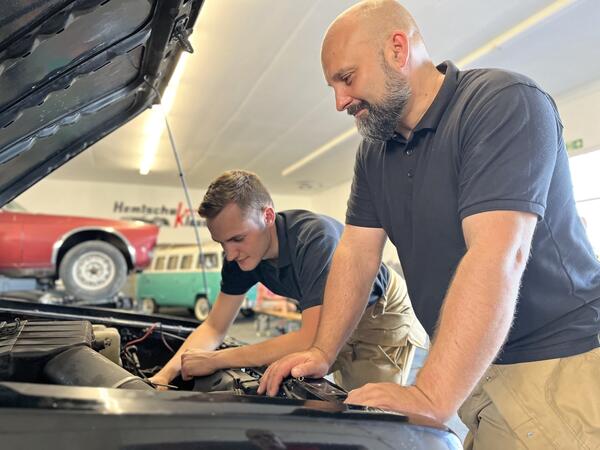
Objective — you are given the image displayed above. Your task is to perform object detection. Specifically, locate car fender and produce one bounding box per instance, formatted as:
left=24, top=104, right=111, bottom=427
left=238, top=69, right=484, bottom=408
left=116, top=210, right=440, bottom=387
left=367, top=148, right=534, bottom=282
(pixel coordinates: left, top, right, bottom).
left=51, top=227, right=137, bottom=271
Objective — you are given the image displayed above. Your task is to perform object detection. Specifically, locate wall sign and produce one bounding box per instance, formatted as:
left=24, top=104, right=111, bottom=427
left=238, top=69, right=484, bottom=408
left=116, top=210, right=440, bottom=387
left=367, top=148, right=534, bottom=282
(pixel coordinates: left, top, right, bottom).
left=113, top=201, right=207, bottom=228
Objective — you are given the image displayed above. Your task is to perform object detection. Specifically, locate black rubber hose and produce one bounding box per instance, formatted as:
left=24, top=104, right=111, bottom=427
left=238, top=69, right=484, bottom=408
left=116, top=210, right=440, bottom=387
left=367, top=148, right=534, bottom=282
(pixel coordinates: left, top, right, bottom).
left=43, top=345, right=153, bottom=390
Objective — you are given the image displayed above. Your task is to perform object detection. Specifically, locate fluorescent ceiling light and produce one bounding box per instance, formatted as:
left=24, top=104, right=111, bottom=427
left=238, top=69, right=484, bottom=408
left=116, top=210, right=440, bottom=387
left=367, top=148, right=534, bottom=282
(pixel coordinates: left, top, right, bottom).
left=281, top=0, right=575, bottom=178
left=139, top=52, right=189, bottom=175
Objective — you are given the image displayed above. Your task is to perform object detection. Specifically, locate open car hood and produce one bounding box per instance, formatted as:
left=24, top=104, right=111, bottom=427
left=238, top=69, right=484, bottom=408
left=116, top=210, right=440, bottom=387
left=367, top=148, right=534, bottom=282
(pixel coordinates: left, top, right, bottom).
left=0, top=0, right=204, bottom=206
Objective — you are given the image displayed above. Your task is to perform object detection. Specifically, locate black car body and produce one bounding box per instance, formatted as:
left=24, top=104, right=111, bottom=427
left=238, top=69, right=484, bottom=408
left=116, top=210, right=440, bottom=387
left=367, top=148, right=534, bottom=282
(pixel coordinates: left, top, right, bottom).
left=0, top=1, right=461, bottom=448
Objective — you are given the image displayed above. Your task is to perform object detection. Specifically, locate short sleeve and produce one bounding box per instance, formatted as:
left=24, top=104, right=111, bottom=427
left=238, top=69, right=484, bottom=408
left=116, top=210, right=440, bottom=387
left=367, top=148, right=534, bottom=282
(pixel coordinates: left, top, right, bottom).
left=458, top=84, right=560, bottom=220
left=220, top=260, right=257, bottom=295
left=346, top=142, right=382, bottom=228
left=296, top=233, right=337, bottom=310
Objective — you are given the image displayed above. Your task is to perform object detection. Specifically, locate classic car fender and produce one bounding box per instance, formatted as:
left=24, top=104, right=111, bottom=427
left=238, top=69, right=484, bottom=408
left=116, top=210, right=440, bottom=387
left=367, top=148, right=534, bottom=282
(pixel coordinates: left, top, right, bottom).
left=51, top=227, right=137, bottom=271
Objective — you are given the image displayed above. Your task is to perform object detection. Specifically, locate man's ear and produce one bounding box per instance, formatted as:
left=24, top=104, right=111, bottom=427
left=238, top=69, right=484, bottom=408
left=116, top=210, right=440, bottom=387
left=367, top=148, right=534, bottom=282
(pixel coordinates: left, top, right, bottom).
left=263, top=206, right=276, bottom=226
left=388, top=31, right=410, bottom=69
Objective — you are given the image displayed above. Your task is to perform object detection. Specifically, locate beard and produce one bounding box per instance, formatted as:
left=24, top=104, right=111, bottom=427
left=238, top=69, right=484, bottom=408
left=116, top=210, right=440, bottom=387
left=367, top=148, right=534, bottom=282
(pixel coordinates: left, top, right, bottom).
left=349, top=60, right=411, bottom=142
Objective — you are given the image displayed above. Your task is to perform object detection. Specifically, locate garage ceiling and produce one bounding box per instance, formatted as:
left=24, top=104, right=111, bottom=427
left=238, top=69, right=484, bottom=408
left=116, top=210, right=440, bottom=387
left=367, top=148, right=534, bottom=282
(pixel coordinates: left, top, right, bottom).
left=50, top=0, right=600, bottom=194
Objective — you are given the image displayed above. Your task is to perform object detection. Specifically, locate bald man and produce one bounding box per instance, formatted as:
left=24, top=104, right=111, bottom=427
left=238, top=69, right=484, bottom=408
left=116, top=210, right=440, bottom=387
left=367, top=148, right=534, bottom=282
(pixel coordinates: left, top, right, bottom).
left=259, top=1, right=600, bottom=449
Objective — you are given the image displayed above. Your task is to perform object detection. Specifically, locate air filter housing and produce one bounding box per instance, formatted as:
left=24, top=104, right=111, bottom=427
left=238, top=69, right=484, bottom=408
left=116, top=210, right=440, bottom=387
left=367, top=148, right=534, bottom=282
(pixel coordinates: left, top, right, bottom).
left=0, top=319, right=93, bottom=382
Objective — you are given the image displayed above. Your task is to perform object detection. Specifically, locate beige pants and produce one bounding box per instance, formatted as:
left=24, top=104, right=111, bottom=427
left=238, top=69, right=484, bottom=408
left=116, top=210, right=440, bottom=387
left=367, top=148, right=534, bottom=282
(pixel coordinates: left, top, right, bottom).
left=459, top=346, right=600, bottom=450
left=330, top=269, right=428, bottom=391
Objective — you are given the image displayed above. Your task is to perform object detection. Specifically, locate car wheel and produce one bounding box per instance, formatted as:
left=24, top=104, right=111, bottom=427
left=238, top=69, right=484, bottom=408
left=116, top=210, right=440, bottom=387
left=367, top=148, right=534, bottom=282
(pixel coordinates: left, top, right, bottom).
left=193, top=296, right=211, bottom=321
left=140, top=298, right=157, bottom=315
left=59, top=240, right=127, bottom=302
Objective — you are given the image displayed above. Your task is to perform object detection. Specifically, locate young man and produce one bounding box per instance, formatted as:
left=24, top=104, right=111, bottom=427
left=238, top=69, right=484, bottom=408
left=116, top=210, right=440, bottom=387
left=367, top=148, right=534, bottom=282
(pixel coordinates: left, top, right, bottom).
left=149, top=170, right=427, bottom=391
left=259, top=1, right=600, bottom=449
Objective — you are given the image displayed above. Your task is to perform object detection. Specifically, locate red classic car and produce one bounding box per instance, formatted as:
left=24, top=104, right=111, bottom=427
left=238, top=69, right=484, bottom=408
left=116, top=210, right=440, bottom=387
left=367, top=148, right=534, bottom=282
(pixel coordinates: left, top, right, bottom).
left=0, top=202, right=158, bottom=301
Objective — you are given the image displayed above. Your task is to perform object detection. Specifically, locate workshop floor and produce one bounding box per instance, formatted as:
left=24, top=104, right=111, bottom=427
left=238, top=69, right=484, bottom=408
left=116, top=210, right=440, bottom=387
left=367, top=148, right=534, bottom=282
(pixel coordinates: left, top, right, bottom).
left=159, top=307, right=469, bottom=442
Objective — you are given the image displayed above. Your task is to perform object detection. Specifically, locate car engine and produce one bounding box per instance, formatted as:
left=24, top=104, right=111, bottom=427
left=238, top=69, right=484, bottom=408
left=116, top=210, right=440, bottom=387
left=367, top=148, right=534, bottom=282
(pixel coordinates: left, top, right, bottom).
left=0, top=316, right=347, bottom=402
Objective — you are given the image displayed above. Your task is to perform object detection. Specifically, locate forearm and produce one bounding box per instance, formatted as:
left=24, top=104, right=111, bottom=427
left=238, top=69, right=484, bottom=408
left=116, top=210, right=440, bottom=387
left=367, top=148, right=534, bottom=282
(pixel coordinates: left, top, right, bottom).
left=158, top=323, right=225, bottom=380
left=415, top=246, right=523, bottom=419
left=209, top=329, right=314, bottom=370
left=313, top=240, right=380, bottom=362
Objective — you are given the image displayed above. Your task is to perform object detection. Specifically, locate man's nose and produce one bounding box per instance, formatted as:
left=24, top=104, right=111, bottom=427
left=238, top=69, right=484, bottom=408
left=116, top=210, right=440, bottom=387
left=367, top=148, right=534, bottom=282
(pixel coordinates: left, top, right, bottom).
left=223, top=246, right=236, bottom=262
left=334, top=89, right=352, bottom=112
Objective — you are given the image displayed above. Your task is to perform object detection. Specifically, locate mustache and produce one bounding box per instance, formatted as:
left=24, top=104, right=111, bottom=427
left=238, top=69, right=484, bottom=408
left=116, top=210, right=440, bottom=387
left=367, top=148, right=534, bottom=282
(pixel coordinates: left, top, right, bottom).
left=347, top=101, right=370, bottom=116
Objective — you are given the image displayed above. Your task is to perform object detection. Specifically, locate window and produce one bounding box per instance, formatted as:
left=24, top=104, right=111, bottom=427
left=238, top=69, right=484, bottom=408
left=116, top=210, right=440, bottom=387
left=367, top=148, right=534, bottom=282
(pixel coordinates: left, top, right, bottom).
left=180, top=254, right=193, bottom=270
left=167, top=255, right=179, bottom=270
left=569, top=149, right=600, bottom=255
left=197, top=253, right=218, bottom=270
left=154, top=256, right=165, bottom=271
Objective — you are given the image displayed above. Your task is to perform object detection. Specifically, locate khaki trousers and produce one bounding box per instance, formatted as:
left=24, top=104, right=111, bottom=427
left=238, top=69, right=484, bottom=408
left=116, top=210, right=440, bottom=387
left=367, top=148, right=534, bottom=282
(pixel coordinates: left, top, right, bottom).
left=330, top=269, right=428, bottom=391
left=459, top=346, right=600, bottom=450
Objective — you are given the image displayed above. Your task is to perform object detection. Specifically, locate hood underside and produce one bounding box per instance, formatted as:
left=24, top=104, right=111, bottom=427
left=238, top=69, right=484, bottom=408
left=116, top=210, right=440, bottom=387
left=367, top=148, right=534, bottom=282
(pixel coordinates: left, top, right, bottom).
left=0, top=0, right=204, bottom=206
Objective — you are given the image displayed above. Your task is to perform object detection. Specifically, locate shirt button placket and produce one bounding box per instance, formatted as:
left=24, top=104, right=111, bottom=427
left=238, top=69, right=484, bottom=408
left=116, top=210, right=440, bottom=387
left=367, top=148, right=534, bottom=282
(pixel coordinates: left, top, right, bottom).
left=405, top=145, right=414, bottom=178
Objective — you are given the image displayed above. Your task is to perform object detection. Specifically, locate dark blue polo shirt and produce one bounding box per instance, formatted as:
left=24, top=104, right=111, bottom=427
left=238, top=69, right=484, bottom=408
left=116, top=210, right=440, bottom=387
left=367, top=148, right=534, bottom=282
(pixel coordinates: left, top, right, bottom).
left=220, top=210, right=389, bottom=312
left=346, top=61, right=600, bottom=364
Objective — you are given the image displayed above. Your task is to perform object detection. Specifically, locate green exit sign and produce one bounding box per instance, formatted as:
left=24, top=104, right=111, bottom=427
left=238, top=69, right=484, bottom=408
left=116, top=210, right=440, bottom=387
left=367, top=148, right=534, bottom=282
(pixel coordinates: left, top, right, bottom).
left=566, top=138, right=584, bottom=152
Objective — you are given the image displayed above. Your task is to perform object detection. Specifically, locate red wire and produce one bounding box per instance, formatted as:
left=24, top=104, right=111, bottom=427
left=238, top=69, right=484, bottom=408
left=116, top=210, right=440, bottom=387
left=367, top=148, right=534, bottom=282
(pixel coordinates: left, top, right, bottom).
left=124, top=323, right=158, bottom=348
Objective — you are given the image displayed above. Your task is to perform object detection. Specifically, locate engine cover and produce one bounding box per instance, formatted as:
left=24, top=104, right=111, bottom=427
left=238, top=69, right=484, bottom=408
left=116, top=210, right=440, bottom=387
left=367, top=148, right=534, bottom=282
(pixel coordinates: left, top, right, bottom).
left=0, top=319, right=93, bottom=382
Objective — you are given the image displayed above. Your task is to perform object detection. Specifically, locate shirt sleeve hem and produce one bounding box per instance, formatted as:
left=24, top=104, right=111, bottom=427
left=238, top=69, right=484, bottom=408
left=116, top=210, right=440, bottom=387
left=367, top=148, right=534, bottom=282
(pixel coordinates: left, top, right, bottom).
left=220, top=286, right=250, bottom=296
left=345, top=216, right=383, bottom=228
left=299, top=299, right=323, bottom=311
left=459, top=199, right=545, bottom=221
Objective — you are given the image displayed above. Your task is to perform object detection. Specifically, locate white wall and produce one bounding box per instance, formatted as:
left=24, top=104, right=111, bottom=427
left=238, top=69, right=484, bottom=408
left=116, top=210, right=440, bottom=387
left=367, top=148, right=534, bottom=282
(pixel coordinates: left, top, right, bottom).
left=310, top=182, right=351, bottom=221
left=556, top=78, right=600, bottom=154
left=16, top=179, right=313, bottom=245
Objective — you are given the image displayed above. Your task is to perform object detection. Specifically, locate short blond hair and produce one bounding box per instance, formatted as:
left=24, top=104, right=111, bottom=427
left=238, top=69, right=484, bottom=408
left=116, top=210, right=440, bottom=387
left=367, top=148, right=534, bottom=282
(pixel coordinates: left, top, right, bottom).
left=198, top=170, right=273, bottom=219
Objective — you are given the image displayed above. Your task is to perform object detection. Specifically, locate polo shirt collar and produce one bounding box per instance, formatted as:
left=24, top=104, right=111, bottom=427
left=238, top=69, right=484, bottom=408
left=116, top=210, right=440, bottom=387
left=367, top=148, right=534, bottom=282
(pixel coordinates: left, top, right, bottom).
left=274, top=213, right=291, bottom=268
left=413, top=60, right=460, bottom=133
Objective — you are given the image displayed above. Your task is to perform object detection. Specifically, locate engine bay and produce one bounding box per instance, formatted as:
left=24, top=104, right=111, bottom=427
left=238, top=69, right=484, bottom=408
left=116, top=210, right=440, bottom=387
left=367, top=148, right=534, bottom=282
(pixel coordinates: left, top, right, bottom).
left=0, top=300, right=464, bottom=450
left=0, top=312, right=348, bottom=402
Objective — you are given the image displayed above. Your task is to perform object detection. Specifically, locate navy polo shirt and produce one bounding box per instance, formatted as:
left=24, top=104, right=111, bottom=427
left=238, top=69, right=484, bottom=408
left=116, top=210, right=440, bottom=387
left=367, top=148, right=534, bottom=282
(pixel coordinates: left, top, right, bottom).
left=346, top=61, right=600, bottom=364
left=220, top=210, right=389, bottom=312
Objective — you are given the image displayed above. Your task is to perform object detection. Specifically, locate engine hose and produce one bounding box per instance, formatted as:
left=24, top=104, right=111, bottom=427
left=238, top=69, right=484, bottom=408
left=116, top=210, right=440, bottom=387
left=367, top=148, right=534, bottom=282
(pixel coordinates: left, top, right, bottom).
left=43, top=345, right=153, bottom=391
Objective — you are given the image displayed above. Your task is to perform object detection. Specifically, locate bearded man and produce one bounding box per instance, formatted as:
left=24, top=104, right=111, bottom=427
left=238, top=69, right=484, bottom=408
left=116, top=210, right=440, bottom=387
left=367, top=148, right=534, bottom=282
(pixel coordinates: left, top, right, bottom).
left=259, top=2, right=600, bottom=449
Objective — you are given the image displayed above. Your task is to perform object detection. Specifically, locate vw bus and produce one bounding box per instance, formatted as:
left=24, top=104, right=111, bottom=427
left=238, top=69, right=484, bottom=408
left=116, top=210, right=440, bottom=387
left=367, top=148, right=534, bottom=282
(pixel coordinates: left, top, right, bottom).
left=136, top=244, right=256, bottom=320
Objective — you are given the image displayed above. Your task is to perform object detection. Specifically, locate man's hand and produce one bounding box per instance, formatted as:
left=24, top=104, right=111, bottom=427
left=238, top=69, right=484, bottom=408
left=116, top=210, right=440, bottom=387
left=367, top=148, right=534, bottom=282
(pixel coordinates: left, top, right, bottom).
left=257, top=347, right=331, bottom=396
left=148, top=373, right=172, bottom=391
left=345, top=383, right=449, bottom=422
left=180, top=349, right=221, bottom=380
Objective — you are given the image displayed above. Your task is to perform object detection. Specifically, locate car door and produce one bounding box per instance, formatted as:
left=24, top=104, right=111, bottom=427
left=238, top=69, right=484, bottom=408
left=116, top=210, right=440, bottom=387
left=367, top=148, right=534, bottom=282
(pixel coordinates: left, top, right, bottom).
left=0, top=210, right=23, bottom=270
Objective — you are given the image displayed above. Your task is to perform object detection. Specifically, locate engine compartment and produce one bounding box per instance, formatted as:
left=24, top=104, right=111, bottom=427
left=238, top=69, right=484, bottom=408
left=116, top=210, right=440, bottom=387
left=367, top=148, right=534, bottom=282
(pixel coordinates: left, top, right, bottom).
left=0, top=301, right=464, bottom=450
left=0, top=312, right=347, bottom=402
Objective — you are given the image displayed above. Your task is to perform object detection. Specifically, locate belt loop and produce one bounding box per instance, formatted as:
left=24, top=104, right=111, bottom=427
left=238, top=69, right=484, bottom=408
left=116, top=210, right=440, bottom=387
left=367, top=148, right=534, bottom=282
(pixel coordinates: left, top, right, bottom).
left=371, top=295, right=386, bottom=318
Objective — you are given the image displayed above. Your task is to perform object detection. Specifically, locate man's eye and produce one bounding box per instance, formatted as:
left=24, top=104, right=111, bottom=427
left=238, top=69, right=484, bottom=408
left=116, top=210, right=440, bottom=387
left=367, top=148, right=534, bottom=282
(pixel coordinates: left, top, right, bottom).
left=343, top=75, right=352, bottom=86
left=233, top=236, right=244, bottom=242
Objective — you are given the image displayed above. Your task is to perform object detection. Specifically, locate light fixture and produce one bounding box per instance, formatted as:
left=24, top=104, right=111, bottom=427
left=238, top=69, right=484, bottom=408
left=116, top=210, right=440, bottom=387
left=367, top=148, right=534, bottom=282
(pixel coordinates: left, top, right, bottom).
left=139, top=52, right=189, bottom=175
left=456, top=0, right=575, bottom=68
left=281, top=0, right=575, bottom=177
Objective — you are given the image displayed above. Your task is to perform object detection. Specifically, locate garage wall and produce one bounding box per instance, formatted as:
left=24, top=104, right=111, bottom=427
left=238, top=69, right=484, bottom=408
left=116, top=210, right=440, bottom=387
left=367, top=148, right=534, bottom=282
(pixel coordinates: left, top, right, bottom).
left=16, top=178, right=313, bottom=244
left=556, top=77, right=600, bottom=155
left=310, top=182, right=351, bottom=221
